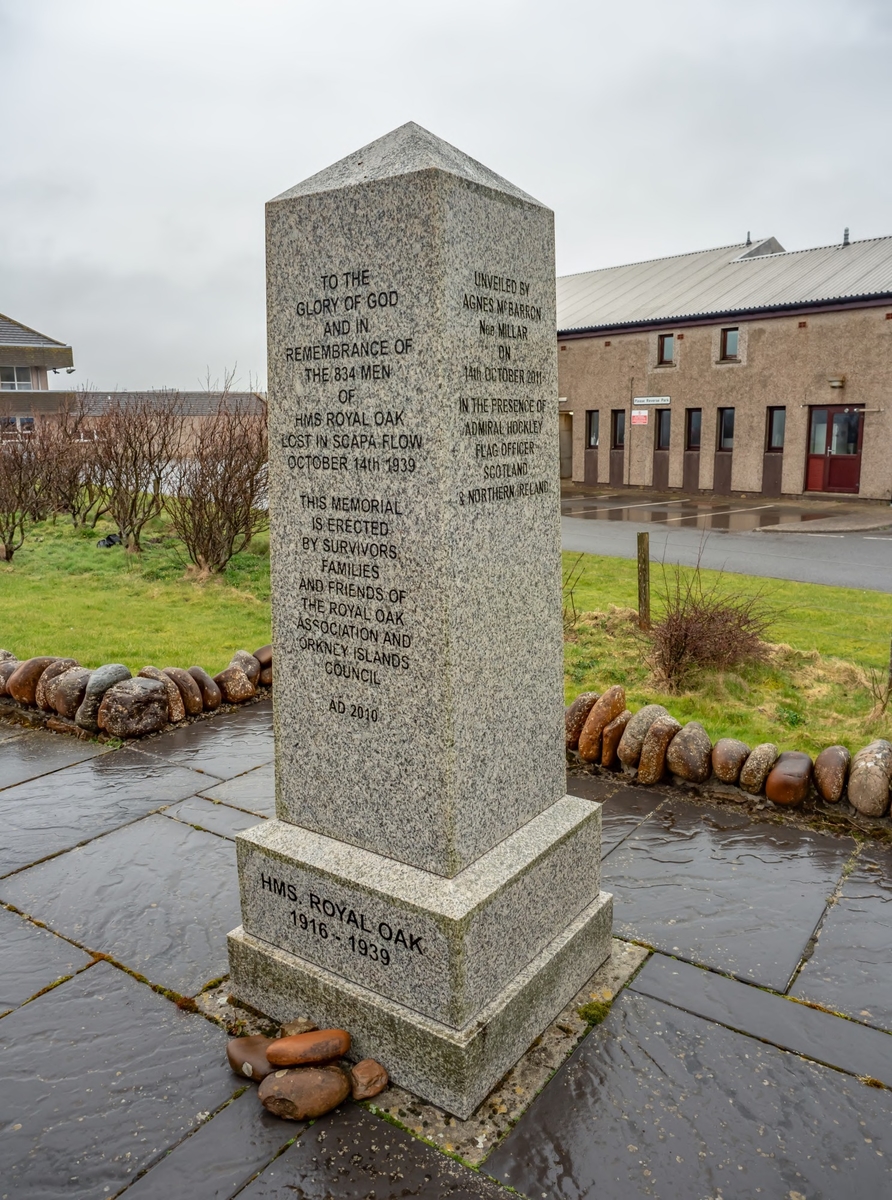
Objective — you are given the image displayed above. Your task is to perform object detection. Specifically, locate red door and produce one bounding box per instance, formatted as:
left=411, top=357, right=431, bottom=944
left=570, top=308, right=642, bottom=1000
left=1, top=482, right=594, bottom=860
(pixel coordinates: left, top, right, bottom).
left=805, top=406, right=864, bottom=493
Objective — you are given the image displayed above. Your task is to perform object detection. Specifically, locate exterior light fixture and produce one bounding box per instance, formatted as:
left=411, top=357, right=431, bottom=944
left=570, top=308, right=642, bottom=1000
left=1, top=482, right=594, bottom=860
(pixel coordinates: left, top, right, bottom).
left=828, top=376, right=845, bottom=389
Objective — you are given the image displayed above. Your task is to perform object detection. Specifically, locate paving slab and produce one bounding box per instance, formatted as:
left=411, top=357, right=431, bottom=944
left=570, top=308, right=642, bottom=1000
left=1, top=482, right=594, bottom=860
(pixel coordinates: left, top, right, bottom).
left=239, top=1104, right=511, bottom=1199
left=119, top=1086, right=297, bottom=1200
left=569, top=773, right=668, bottom=855
left=486, top=989, right=892, bottom=1199
left=139, top=701, right=273, bottom=780
left=791, top=843, right=892, bottom=1031
left=0, top=748, right=212, bottom=878
left=0, top=813, right=240, bottom=995
left=0, top=904, right=93, bottom=1015
left=199, top=762, right=276, bottom=817
left=163, top=795, right=269, bottom=840
left=0, top=728, right=108, bottom=791
left=630, top=952, right=892, bottom=1087
left=0, top=960, right=235, bottom=1200
left=0, top=723, right=25, bottom=743
left=601, top=796, right=854, bottom=989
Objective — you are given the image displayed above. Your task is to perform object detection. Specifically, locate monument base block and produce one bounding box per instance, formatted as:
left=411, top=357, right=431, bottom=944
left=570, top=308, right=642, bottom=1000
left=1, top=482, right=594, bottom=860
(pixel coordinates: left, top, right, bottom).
left=228, top=889, right=612, bottom=1118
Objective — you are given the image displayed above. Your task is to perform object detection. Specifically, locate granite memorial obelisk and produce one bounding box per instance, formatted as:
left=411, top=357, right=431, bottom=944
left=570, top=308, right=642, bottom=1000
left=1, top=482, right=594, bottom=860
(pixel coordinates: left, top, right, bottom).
left=228, top=122, right=612, bottom=1117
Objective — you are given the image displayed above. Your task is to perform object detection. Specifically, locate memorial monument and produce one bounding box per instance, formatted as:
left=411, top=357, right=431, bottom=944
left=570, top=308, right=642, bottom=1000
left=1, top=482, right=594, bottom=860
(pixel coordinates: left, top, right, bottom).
left=228, top=122, right=612, bottom=1117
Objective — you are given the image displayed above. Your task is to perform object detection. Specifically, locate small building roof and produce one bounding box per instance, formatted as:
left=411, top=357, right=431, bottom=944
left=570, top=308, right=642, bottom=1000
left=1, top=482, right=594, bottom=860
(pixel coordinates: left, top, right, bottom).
left=0, top=312, right=74, bottom=369
left=557, top=235, right=892, bottom=334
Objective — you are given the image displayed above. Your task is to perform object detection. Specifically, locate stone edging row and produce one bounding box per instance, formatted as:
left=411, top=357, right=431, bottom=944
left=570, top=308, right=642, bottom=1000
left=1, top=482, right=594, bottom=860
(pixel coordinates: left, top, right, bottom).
left=0, top=646, right=272, bottom=740
left=567, top=686, right=892, bottom=820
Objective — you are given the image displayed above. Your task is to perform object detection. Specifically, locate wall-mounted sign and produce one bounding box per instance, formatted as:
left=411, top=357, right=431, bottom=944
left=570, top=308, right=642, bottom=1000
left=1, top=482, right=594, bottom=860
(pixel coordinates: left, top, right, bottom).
left=633, top=396, right=671, bottom=405
left=631, top=410, right=649, bottom=425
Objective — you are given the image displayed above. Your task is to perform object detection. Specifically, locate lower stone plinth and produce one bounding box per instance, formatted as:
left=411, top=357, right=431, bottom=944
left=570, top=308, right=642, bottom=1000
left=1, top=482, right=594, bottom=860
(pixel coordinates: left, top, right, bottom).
left=228, top=888, right=612, bottom=1118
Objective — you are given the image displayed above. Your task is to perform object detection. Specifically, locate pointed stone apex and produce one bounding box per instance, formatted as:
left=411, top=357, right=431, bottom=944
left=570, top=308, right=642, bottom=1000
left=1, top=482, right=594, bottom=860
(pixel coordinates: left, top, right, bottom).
left=272, top=122, right=545, bottom=207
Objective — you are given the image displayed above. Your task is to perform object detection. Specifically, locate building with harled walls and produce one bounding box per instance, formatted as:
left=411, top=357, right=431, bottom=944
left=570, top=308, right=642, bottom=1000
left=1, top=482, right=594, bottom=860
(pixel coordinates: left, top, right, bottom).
left=557, top=234, right=892, bottom=500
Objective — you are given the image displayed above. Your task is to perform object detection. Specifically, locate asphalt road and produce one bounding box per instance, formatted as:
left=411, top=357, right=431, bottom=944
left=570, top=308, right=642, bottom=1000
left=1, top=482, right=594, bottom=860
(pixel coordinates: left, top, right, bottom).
left=562, top=516, right=892, bottom=592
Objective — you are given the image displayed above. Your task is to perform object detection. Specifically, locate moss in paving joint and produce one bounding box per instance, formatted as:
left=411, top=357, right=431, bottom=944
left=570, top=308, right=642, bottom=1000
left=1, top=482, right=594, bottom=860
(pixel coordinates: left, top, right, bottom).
left=577, top=998, right=612, bottom=1026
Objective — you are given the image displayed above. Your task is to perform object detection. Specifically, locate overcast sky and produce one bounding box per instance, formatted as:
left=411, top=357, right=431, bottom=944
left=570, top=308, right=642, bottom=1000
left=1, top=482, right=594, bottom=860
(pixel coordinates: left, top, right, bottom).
left=2, top=0, right=890, bottom=390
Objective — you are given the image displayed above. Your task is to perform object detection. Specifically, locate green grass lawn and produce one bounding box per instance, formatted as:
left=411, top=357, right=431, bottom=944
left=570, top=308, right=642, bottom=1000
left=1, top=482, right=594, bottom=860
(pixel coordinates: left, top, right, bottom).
left=563, top=551, right=892, bottom=756
left=0, top=516, right=270, bottom=675
left=2, top=519, right=889, bottom=756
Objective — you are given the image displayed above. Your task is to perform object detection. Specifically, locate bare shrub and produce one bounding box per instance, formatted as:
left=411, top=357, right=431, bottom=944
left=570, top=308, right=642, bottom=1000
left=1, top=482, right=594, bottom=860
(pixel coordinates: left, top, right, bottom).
left=93, top=391, right=182, bottom=551
left=28, top=394, right=108, bottom=528
left=648, top=561, right=774, bottom=690
left=167, top=394, right=268, bottom=576
left=562, top=553, right=587, bottom=636
left=0, top=423, right=40, bottom=560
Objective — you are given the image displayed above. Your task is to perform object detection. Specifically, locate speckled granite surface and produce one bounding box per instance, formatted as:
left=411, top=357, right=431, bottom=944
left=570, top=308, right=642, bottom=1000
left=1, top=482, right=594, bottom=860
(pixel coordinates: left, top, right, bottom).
left=235, top=795, right=601, bottom=1026
left=235, top=122, right=607, bottom=1117
left=265, top=121, right=563, bottom=877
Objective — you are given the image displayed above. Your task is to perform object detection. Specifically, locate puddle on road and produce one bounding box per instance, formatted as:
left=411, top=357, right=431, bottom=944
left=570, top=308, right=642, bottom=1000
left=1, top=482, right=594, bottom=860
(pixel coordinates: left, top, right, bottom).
left=561, top=500, right=865, bottom=533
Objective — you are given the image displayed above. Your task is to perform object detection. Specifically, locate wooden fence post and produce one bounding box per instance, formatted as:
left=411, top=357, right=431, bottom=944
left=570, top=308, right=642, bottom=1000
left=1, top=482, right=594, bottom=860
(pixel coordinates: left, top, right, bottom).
left=637, top=532, right=650, bottom=630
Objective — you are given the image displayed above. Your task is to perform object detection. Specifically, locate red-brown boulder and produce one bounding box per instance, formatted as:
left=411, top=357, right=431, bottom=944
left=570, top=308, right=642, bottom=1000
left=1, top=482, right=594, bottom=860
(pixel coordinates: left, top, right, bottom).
left=577, top=685, right=627, bottom=762
left=35, top=659, right=79, bottom=710
left=637, top=715, right=682, bottom=785
left=711, top=738, right=751, bottom=784
left=266, top=1028, right=351, bottom=1067
left=162, top=666, right=204, bottom=715
left=7, top=657, right=58, bottom=706
left=349, top=1058, right=389, bottom=1100
left=188, top=666, right=222, bottom=710
left=253, top=644, right=273, bottom=669
left=46, top=667, right=92, bottom=719
left=227, top=1035, right=276, bottom=1081
left=258, top=1065, right=351, bottom=1121
left=600, top=709, right=632, bottom=768
left=813, top=745, right=851, bottom=804
left=765, top=750, right=813, bottom=807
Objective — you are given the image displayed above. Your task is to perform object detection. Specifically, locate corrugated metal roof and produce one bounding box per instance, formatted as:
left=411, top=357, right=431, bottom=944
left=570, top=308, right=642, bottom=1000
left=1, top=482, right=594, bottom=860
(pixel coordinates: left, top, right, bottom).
left=0, top=312, right=69, bottom=349
left=556, top=235, right=892, bottom=332
left=72, top=391, right=267, bottom=417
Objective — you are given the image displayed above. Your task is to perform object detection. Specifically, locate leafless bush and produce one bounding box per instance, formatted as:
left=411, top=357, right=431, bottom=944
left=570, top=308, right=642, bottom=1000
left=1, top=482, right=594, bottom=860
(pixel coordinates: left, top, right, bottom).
left=562, top=553, right=587, bottom=635
left=167, top=394, right=268, bottom=576
left=93, top=391, right=183, bottom=551
left=0, top=424, right=40, bottom=560
left=34, top=394, right=108, bottom=528
left=648, top=561, right=774, bottom=690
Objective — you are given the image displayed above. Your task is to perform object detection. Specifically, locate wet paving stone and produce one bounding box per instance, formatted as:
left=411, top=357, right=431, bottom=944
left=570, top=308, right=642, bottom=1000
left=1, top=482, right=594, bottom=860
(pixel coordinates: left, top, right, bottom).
left=630, top=953, right=892, bottom=1087
left=239, top=1104, right=511, bottom=1199
left=163, top=795, right=268, bottom=840
left=199, top=762, right=275, bottom=818
left=601, top=796, right=854, bottom=989
left=568, top=774, right=667, bottom=856
left=0, top=749, right=212, bottom=878
left=0, top=814, right=240, bottom=995
left=138, top=701, right=273, bottom=781
left=486, top=989, right=892, bottom=1200
left=119, top=1086, right=297, bottom=1200
left=0, top=960, right=235, bottom=1200
left=0, top=729, right=108, bottom=791
left=791, top=843, right=892, bottom=1031
left=0, top=905, right=94, bottom=1015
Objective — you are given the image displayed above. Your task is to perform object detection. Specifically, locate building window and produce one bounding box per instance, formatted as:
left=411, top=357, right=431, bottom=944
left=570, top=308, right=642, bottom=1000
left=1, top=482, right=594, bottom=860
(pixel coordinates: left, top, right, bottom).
left=655, top=408, right=671, bottom=450
left=717, top=407, right=735, bottom=451
left=0, top=367, right=33, bottom=391
left=720, top=328, right=739, bottom=360
left=685, top=408, right=702, bottom=451
left=586, top=410, right=600, bottom=448
left=611, top=409, right=626, bottom=449
left=766, top=407, right=786, bottom=451
left=657, top=334, right=675, bottom=365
